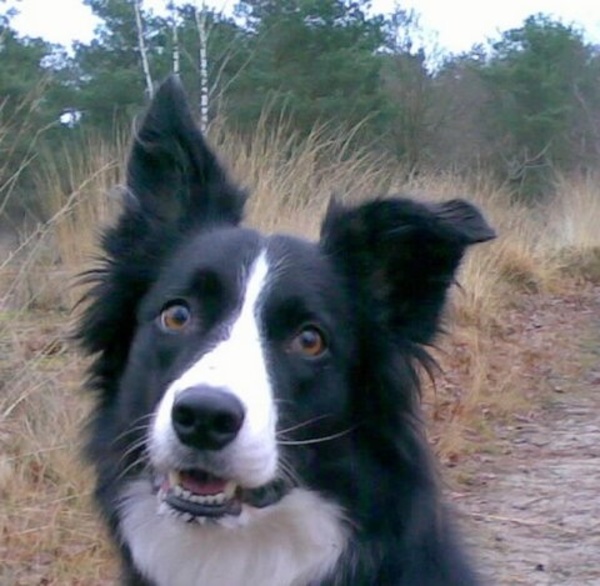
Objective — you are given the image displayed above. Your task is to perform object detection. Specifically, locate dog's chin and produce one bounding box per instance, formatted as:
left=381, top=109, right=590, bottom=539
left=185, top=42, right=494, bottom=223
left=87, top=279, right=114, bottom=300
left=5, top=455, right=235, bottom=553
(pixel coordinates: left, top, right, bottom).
left=155, top=469, right=291, bottom=523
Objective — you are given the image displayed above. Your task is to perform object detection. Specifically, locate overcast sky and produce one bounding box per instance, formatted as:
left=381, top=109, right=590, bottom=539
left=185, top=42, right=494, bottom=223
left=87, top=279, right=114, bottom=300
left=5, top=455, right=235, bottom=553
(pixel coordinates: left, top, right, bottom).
left=6, top=0, right=600, bottom=55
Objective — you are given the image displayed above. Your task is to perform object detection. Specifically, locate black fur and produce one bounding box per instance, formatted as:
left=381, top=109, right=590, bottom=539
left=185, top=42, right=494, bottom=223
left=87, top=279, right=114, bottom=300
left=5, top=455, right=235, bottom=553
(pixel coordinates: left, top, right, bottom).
left=78, top=77, right=494, bottom=585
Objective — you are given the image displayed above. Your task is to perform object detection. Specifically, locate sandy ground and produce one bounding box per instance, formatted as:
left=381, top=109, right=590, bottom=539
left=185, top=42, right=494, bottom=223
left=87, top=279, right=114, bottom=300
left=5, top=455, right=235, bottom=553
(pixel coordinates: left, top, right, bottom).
left=455, top=285, right=600, bottom=585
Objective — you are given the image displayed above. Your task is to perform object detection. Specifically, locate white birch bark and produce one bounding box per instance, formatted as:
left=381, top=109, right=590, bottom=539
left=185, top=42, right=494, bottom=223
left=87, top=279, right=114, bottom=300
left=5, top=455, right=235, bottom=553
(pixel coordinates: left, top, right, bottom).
left=194, top=2, right=209, bottom=132
left=133, top=0, right=153, bottom=97
left=169, top=2, right=180, bottom=76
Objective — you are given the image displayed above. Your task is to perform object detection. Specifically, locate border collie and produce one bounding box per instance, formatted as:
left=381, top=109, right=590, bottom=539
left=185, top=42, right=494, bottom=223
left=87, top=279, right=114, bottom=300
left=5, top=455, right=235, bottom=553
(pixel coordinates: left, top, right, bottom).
left=78, top=77, right=494, bottom=585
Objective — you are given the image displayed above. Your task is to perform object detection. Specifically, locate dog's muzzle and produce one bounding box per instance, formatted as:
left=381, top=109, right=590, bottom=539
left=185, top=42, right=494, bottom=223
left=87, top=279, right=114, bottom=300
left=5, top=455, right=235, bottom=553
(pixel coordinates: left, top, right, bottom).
left=156, top=470, right=291, bottom=521
left=154, top=385, right=290, bottom=521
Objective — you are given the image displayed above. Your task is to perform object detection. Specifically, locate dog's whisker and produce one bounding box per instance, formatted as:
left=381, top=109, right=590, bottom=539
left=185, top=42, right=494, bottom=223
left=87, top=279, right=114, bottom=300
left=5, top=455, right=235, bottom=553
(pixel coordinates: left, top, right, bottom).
left=277, top=457, right=301, bottom=487
left=276, top=414, right=332, bottom=436
left=110, top=415, right=154, bottom=446
left=116, top=427, right=151, bottom=451
left=272, top=398, right=296, bottom=407
left=117, top=438, right=149, bottom=465
left=277, top=426, right=357, bottom=446
left=116, top=454, right=150, bottom=483
left=112, top=426, right=150, bottom=449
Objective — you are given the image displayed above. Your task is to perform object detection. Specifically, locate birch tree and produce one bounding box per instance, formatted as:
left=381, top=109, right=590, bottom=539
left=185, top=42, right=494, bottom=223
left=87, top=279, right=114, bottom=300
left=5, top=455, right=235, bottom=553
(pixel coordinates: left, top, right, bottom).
left=168, top=1, right=180, bottom=77
left=133, top=0, right=153, bottom=97
left=194, top=1, right=209, bottom=132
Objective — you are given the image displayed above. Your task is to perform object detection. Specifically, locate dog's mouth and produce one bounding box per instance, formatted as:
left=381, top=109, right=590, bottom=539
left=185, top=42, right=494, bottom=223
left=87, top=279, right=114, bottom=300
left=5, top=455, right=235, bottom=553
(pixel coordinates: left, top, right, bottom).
left=157, top=469, right=290, bottom=521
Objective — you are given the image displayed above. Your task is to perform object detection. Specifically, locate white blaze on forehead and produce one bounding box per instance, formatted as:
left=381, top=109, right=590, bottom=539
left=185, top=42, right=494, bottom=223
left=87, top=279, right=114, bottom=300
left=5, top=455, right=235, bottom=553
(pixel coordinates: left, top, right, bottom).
left=150, top=251, right=277, bottom=486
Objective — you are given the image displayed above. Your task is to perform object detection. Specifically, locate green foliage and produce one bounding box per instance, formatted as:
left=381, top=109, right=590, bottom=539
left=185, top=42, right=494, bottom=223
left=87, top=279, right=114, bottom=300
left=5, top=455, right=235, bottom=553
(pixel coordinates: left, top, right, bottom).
left=0, top=25, right=52, bottom=110
left=479, top=15, right=599, bottom=195
left=229, top=0, right=387, bottom=137
left=377, top=9, right=436, bottom=169
left=0, top=21, right=75, bottom=218
left=2, top=2, right=600, bottom=211
left=169, top=5, right=254, bottom=120
left=72, top=0, right=156, bottom=132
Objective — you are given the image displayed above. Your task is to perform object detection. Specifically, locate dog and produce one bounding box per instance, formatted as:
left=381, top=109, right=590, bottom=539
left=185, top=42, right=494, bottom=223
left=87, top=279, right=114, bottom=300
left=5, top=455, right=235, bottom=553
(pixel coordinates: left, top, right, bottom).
left=77, top=76, right=494, bottom=585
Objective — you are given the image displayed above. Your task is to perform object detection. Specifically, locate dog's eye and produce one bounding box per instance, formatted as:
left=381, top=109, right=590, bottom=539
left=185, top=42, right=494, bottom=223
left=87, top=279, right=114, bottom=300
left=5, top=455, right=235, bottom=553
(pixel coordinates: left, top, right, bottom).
left=159, top=303, right=191, bottom=332
left=287, top=326, right=327, bottom=358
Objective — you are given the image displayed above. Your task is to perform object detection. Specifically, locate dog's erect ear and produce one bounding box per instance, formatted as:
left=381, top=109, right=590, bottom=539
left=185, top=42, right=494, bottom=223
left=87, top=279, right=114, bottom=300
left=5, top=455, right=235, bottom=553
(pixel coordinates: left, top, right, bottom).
left=320, top=198, right=495, bottom=344
left=126, top=76, right=246, bottom=227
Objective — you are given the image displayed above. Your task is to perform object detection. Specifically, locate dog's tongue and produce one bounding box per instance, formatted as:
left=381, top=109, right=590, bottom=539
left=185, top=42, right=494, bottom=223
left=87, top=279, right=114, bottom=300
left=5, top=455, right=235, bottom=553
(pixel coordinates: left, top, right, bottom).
left=179, top=470, right=227, bottom=496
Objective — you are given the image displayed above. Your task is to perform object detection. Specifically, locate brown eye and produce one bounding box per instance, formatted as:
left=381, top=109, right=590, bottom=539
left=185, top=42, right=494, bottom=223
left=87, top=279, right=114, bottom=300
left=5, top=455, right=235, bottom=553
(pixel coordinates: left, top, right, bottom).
left=159, top=303, right=191, bottom=332
left=288, top=326, right=327, bottom=358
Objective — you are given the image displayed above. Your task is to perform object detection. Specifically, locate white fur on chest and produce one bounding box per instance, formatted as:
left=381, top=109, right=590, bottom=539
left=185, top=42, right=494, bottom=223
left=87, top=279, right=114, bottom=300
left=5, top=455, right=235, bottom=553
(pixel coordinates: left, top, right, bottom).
left=119, top=482, right=348, bottom=586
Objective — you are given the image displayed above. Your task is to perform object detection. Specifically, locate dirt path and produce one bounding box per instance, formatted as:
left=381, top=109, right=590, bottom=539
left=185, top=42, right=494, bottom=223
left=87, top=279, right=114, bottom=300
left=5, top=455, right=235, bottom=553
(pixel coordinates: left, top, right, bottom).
left=456, top=285, right=600, bottom=585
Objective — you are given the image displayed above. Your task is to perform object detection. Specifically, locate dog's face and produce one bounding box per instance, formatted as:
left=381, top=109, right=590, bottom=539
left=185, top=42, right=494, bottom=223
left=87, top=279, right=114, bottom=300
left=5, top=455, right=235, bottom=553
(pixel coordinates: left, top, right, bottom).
left=80, top=78, right=494, bottom=530
left=124, top=227, right=356, bottom=521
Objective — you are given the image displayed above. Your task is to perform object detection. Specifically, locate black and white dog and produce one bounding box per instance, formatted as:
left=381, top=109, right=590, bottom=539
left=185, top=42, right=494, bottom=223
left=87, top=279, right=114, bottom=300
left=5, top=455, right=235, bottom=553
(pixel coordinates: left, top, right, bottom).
left=78, top=77, right=494, bottom=585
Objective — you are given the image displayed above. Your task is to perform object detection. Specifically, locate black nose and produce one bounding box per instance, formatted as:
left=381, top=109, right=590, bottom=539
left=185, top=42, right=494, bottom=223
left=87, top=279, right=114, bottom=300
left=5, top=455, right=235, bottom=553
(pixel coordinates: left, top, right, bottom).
left=171, top=386, right=245, bottom=450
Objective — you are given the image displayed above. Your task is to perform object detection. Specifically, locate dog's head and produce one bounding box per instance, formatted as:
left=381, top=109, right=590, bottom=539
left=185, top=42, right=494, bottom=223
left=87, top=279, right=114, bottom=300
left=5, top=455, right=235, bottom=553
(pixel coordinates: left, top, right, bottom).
left=80, top=77, right=494, bottom=525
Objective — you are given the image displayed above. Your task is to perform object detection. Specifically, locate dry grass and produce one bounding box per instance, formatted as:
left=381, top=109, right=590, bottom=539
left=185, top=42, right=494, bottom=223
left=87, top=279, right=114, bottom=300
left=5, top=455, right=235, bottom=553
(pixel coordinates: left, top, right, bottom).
left=214, top=117, right=393, bottom=236
left=1, top=113, right=599, bottom=583
left=0, top=318, right=116, bottom=583
left=1, top=124, right=123, bottom=582
left=0, top=83, right=54, bottom=219
left=545, top=173, right=600, bottom=281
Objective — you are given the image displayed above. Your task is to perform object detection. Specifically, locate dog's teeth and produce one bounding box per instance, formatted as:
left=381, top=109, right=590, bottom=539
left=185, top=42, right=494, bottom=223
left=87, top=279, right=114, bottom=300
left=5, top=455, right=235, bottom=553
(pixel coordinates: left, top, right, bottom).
left=168, top=470, right=181, bottom=486
left=224, top=481, right=237, bottom=498
left=182, top=513, right=194, bottom=522
left=173, top=484, right=184, bottom=497
left=181, top=488, right=192, bottom=500
left=193, top=494, right=214, bottom=504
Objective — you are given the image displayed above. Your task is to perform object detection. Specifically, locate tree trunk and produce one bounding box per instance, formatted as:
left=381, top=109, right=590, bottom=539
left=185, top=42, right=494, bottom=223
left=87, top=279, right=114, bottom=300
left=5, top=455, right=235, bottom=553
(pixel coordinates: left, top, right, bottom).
left=133, top=0, right=153, bottom=98
left=169, top=2, right=180, bottom=77
left=194, top=3, right=209, bottom=132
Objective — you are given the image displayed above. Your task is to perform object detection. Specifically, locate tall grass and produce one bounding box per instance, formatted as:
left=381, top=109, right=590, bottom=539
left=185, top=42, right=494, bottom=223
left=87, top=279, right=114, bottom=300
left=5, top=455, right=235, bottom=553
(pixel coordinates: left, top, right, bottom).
left=1, top=126, right=123, bottom=582
left=0, top=84, right=51, bottom=219
left=544, top=173, right=600, bottom=281
left=213, top=116, right=394, bottom=236
left=1, top=110, right=599, bottom=582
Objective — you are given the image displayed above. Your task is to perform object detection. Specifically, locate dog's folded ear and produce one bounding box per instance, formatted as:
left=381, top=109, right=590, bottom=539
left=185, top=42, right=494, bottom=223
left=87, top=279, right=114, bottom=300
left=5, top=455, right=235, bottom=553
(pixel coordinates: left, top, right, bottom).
left=320, top=198, right=495, bottom=345
left=125, top=76, right=246, bottom=227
